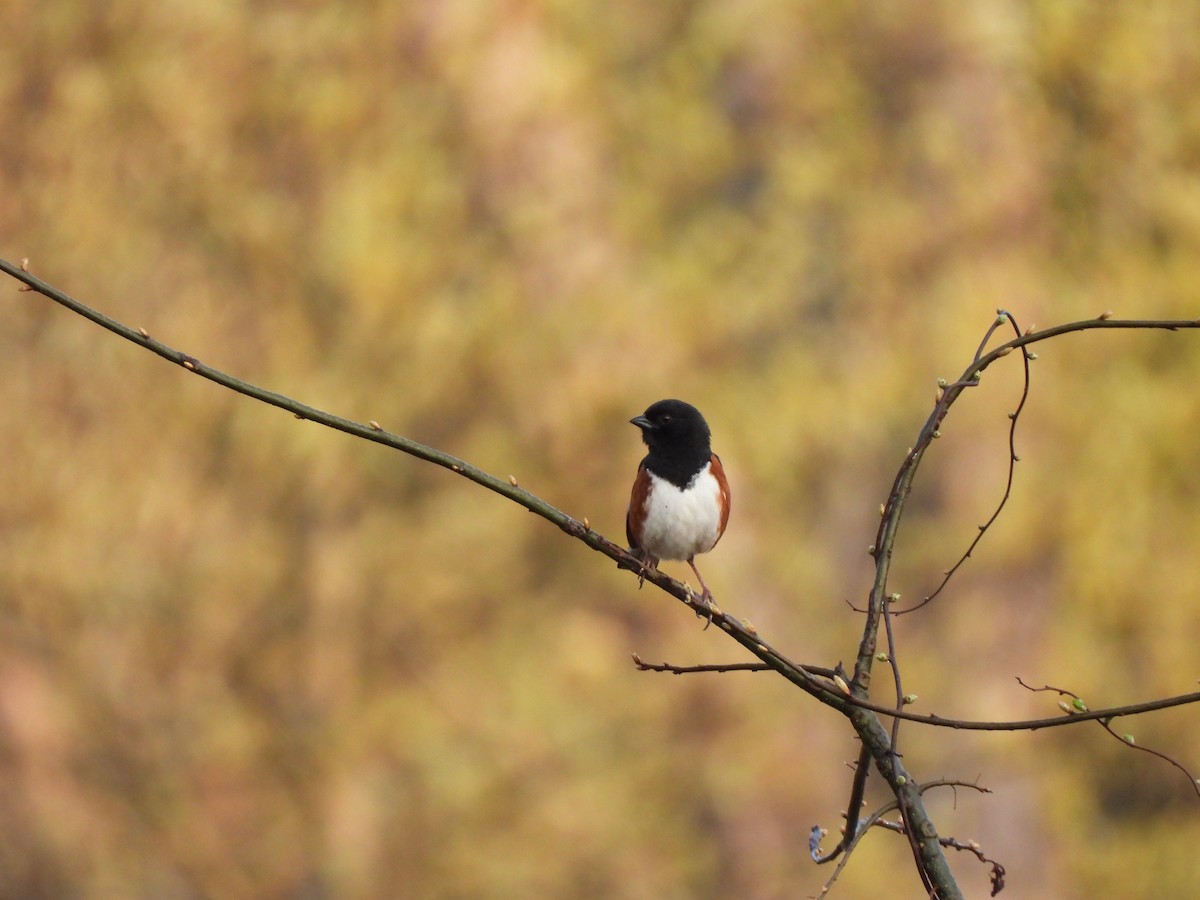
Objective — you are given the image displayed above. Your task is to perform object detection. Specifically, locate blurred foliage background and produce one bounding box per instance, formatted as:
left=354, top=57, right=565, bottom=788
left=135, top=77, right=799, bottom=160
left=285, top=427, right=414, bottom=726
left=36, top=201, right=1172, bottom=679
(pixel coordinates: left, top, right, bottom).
left=2, top=1, right=1200, bottom=897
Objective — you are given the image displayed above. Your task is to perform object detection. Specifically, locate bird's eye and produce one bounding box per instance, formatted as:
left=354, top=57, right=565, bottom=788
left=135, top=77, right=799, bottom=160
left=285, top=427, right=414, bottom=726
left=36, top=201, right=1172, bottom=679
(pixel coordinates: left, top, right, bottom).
left=661, top=414, right=672, bottom=422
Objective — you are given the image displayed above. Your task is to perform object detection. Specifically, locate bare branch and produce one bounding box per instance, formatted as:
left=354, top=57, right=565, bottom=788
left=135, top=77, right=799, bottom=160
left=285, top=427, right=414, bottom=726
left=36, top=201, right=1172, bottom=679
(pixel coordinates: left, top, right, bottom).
left=10, top=257, right=1200, bottom=899
left=813, top=779, right=1001, bottom=897
left=1016, top=678, right=1200, bottom=798
left=0, top=258, right=854, bottom=715
left=631, top=655, right=1200, bottom=734
left=811, top=745, right=872, bottom=865
left=844, top=685, right=1200, bottom=732
left=900, top=309, right=1032, bottom=615
left=871, top=818, right=1007, bottom=896
left=631, top=654, right=841, bottom=677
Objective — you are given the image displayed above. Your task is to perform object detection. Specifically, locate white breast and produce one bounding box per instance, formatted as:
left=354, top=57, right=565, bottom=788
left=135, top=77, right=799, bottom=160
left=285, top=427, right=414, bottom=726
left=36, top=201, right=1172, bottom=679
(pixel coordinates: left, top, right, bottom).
left=637, top=467, right=724, bottom=561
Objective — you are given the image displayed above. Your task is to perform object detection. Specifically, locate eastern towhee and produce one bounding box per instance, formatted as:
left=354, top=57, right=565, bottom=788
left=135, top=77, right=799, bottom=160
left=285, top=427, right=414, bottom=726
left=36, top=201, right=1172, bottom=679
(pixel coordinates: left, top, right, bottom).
left=625, top=399, right=730, bottom=603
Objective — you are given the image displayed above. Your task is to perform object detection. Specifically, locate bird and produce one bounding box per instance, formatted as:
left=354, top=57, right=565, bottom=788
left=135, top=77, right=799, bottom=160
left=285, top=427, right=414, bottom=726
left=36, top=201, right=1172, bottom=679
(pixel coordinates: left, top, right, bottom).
left=625, top=399, right=730, bottom=606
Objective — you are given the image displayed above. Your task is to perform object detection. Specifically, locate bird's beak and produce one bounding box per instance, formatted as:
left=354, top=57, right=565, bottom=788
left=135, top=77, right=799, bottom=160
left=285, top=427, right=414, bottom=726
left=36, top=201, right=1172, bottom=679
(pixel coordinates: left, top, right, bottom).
left=629, top=415, right=653, bottom=430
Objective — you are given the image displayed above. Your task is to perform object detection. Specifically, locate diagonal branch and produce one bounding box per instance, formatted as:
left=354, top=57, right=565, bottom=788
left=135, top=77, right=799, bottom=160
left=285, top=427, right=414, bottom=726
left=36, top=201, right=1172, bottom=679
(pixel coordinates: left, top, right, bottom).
left=631, top=654, right=836, bottom=678
left=0, top=257, right=851, bottom=715
left=10, top=257, right=1200, bottom=898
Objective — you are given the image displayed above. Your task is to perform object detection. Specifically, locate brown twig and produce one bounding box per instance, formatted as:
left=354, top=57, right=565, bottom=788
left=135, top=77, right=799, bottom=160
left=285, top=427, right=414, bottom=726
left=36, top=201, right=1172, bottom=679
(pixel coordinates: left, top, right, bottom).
left=631, top=654, right=837, bottom=679
left=898, top=310, right=1032, bottom=615
left=1016, top=678, right=1200, bottom=799
left=812, top=779, right=1000, bottom=897
left=9, top=259, right=1200, bottom=898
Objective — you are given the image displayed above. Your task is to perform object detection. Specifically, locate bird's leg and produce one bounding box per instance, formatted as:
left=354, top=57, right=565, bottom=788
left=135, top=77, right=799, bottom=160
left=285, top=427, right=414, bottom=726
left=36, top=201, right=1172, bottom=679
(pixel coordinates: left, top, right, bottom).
left=687, top=558, right=714, bottom=603
left=687, top=557, right=718, bottom=629
left=636, top=553, right=659, bottom=589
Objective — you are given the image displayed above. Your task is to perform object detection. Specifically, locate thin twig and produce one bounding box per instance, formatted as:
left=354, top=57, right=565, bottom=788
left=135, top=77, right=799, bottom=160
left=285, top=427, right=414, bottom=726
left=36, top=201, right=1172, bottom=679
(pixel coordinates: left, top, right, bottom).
left=899, top=310, right=1032, bottom=615
left=630, top=653, right=1200, bottom=732
left=10, top=259, right=1200, bottom=897
left=811, top=745, right=871, bottom=864
left=813, top=779, right=999, bottom=897
left=879, top=600, right=929, bottom=887
left=871, top=819, right=1007, bottom=896
left=1016, top=678, right=1200, bottom=798
left=631, top=654, right=837, bottom=678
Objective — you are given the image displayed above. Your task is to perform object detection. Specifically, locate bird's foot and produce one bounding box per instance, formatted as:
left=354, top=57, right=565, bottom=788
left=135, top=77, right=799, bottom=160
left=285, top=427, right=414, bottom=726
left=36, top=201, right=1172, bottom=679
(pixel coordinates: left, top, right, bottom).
left=688, top=585, right=719, bottom=630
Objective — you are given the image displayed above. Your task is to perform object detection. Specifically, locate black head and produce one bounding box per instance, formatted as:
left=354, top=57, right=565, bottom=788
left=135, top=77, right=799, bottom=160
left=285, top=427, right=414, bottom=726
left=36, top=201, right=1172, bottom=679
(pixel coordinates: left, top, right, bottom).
left=630, top=399, right=713, bottom=486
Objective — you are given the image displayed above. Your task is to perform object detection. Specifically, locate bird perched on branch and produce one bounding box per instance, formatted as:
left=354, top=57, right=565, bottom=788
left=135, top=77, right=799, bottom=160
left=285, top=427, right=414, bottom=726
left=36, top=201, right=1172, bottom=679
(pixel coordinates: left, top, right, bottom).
left=625, top=399, right=730, bottom=604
